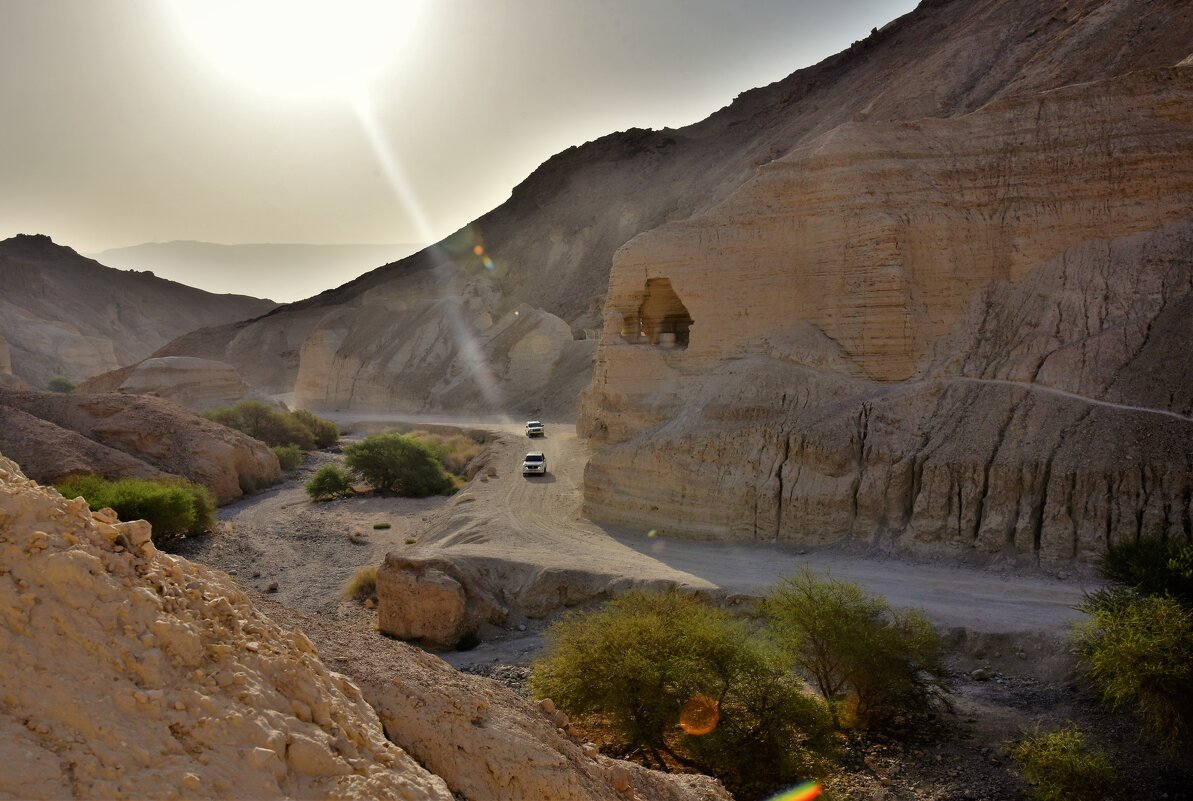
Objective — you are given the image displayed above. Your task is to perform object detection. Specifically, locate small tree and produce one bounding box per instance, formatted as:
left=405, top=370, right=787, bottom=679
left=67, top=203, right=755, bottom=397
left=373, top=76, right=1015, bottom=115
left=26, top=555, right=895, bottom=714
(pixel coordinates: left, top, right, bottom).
left=763, top=568, right=949, bottom=729
left=55, top=475, right=214, bottom=548
left=47, top=377, right=75, bottom=393
left=290, top=409, right=339, bottom=448
left=272, top=444, right=303, bottom=471
left=305, top=464, right=353, bottom=501
left=1007, top=726, right=1118, bottom=801
left=1074, top=590, right=1193, bottom=744
left=530, top=591, right=833, bottom=798
left=343, top=433, right=454, bottom=497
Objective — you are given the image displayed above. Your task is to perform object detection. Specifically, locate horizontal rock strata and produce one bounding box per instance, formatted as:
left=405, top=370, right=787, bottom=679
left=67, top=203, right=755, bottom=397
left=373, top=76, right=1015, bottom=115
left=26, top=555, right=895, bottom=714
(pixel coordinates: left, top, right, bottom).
left=581, top=65, right=1193, bottom=563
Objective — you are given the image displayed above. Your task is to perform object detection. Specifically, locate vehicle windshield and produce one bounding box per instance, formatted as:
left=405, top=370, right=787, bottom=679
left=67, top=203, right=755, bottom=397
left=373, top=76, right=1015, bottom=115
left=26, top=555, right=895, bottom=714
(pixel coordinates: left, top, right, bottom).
left=527, top=421, right=542, bottom=426
left=524, top=454, right=544, bottom=462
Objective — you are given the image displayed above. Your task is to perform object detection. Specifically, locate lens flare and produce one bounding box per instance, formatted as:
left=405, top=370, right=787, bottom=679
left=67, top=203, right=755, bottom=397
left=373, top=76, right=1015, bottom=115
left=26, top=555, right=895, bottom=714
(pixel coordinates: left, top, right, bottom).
left=348, top=86, right=509, bottom=420
left=766, top=781, right=823, bottom=801
left=678, top=694, right=719, bottom=736
left=473, top=244, right=485, bottom=256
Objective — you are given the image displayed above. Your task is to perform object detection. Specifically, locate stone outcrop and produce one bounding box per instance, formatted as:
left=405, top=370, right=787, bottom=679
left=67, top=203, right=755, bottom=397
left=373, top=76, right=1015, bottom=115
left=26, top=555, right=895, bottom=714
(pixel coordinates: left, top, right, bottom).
left=376, top=554, right=507, bottom=649
left=0, top=453, right=453, bottom=800
left=114, top=356, right=252, bottom=411
left=0, top=389, right=279, bottom=503
left=362, top=647, right=730, bottom=801
left=580, top=57, right=1193, bottom=563
left=0, top=455, right=728, bottom=801
left=0, top=234, right=274, bottom=389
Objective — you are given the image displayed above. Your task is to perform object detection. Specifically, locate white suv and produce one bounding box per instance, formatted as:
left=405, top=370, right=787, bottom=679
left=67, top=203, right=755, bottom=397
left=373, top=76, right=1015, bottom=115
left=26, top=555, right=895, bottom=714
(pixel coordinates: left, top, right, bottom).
left=522, top=452, right=547, bottom=476
left=525, top=420, right=545, bottom=437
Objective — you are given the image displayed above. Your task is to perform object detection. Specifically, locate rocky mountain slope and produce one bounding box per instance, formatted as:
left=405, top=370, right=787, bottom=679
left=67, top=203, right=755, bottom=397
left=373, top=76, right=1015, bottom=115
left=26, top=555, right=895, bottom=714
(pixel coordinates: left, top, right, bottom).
left=0, top=234, right=275, bottom=388
left=579, top=0, right=1193, bottom=562
left=91, top=241, right=423, bottom=305
left=135, top=0, right=1192, bottom=422
left=0, top=389, right=279, bottom=504
left=0, top=453, right=728, bottom=801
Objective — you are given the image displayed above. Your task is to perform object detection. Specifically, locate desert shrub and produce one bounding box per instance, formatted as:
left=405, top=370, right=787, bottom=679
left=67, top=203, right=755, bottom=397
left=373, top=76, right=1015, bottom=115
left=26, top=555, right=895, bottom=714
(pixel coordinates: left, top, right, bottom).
left=1097, top=535, right=1193, bottom=604
left=407, top=431, right=484, bottom=477
left=343, top=433, right=455, bottom=497
left=1007, top=726, right=1118, bottom=801
left=55, top=475, right=214, bottom=547
left=530, top=591, right=834, bottom=798
left=47, top=377, right=75, bottom=393
left=1074, top=590, right=1193, bottom=744
left=204, top=401, right=338, bottom=450
left=373, top=522, right=391, bottom=530
left=342, top=565, right=377, bottom=601
left=763, top=568, right=949, bottom=729
left=290, top=409, right=339, bottom=448
left=305, top=464, right=353, bottom=501
left=271, top=444, right=303, bottom=471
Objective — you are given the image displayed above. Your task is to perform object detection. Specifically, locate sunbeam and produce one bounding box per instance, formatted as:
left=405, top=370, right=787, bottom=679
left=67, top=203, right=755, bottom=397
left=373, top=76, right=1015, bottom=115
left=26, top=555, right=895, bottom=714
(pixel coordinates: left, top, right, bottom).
left=348, top=86, right=511, bottom=420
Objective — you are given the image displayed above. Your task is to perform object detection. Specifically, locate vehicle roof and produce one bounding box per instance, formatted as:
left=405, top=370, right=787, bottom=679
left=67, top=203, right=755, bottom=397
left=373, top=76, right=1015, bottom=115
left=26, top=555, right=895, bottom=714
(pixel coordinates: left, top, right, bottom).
left=524, top=452, right=545, bottom=458
left=526, top=420, right=543, bottom=425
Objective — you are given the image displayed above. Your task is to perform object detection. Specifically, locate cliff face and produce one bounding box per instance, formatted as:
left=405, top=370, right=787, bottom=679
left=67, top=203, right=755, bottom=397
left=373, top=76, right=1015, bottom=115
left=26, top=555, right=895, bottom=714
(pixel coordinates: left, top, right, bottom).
left=149, top=0, right=1193, bottom=416
left=0, top=235, right=275, bottom=389
left=579, top=2, right=1193, bottom=562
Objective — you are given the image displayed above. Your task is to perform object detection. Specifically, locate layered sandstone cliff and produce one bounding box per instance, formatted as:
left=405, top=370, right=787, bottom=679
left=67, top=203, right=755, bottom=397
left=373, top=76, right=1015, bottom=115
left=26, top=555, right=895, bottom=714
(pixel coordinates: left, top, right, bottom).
left=0, top=234, right=274, bottom=389
left=580, top=56, right=1193, bottom=562
left=0, top=389, right=279, bottom=503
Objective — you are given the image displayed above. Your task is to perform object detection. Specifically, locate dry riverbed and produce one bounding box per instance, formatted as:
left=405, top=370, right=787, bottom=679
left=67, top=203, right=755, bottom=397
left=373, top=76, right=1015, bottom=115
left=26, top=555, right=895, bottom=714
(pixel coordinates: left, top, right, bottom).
left=173, top=421, right=1190, bottom=801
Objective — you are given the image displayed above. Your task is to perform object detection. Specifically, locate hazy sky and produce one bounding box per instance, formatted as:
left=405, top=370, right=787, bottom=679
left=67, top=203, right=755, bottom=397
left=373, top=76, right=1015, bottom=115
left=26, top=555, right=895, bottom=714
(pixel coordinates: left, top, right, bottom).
left=0, top=0, right=917, bottom=259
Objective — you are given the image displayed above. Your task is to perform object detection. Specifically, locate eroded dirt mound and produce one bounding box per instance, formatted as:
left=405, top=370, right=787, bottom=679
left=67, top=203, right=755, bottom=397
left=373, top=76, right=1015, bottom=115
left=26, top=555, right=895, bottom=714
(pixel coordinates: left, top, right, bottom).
left=0, top=389, right=279, bottom=504
left=0, top=453, right=451, bottom=800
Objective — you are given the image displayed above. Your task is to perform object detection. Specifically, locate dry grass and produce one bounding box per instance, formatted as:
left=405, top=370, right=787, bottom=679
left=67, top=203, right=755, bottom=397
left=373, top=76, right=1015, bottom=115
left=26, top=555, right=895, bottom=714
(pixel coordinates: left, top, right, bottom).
left=343, top=565, right=378, bottom=601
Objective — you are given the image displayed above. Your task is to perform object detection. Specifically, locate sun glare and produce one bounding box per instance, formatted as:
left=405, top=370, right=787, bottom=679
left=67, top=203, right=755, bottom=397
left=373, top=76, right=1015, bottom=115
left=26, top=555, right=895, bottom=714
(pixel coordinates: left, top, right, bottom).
left=169, top=0, right=419, bottom=97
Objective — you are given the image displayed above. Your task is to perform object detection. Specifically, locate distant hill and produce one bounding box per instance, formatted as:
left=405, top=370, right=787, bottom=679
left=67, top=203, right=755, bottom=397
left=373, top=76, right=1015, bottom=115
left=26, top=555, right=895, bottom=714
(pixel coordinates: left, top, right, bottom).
left=91, top=241, right=424, bottom=303
left=0, top=234, right=276, bottom=388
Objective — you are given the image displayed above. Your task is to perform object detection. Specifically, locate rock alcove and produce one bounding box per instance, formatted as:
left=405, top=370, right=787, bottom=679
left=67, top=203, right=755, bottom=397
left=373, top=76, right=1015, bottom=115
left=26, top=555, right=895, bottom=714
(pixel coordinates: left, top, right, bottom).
left=620, top=277, right=693, bottom=348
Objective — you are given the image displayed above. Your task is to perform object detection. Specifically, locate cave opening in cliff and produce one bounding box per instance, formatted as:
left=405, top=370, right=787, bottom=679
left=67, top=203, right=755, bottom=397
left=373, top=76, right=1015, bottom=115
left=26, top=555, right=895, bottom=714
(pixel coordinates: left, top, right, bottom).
left=632, top=277, right=692, bottom=348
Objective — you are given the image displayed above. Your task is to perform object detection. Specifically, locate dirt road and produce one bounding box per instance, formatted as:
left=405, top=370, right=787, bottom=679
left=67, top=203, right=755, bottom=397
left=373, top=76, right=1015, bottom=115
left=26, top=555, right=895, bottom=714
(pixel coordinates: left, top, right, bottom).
left=332, top=413, right=1093, bottom=637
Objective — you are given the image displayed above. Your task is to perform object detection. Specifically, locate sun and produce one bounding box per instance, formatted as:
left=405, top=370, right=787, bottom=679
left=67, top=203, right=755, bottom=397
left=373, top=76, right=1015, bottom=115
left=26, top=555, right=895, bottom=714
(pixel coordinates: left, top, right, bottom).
left=169, top=0, right=420, bottom=98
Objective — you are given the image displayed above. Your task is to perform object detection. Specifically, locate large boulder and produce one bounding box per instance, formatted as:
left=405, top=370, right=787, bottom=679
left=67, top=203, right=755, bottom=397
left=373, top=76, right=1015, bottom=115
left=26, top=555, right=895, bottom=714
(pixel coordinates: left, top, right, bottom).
left=376, top=555, right=505, bottom=649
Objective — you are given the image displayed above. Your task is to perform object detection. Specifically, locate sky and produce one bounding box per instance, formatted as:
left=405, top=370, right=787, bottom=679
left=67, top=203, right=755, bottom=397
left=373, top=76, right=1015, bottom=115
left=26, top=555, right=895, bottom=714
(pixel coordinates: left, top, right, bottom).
left=0, top=0, right=917, bottom=292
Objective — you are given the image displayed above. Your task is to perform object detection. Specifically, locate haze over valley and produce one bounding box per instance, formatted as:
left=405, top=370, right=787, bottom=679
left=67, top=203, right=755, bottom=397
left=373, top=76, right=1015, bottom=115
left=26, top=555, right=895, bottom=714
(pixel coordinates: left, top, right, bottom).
left=2, top=1, right=1192, bottom=799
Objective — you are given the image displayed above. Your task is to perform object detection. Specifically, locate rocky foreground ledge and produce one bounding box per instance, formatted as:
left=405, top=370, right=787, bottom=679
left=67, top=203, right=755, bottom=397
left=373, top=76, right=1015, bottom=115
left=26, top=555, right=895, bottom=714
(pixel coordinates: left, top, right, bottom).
left=0, top=450, right=728, bottom=801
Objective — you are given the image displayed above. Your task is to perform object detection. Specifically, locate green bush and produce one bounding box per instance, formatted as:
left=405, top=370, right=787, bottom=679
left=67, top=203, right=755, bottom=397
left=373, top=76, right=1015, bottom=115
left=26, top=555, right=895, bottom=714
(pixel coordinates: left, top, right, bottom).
left=1074, top=590, right=1193, bottom=744
left=1098, top=536, right=1193, bottom=604
left=272, top=444, right=303, bottom=471
left=1007, top=726, right=1118, bottom=801
left=290, top=409, right=339, bottom=448
left=343, top=433, right=455, bottom=497
left=763, top=568, right=949, bottom=729
left=305, top=464, right=354, bottom=501
left=530, top=591, right=833, bottom=799
left=407, top=431, right=484, bottom=477
left=47, top=377, right=76, bottom=393
left=204, top=401, right=338, bottom=450
left=55, top=475, right=215, bottom=547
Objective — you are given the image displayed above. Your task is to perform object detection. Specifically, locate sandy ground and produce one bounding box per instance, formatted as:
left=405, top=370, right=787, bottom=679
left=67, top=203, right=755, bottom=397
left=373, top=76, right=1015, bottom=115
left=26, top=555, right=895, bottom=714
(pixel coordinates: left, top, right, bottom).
left=333, top=415, right=1094, bottom=639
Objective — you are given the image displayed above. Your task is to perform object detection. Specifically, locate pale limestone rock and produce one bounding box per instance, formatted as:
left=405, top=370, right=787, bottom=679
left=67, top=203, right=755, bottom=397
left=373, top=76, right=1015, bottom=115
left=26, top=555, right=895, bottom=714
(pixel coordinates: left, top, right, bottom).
left=580, top=66, right=1193, bottom=563
left=116, top=356, right=251, bottom=411
left=376, top=556, right=469, bottom=649
left=361, top=643, right=731, bottom=801
left=0, top=452, right=453, bottom=801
